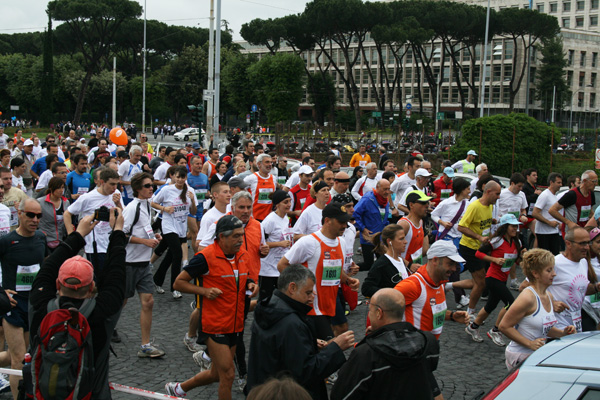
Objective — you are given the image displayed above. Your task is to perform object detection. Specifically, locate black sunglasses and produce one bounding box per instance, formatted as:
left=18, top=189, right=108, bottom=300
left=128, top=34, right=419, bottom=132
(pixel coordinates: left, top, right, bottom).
left=143, top=183, right=153, bottom=188
left=24, top=211, right=43, bottom=219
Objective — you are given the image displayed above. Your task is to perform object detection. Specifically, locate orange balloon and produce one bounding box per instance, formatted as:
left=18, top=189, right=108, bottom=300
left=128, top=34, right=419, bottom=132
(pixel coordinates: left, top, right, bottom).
left=0, top=111, right=3, bottom=116
left=109, top=127, right=128, bottom=146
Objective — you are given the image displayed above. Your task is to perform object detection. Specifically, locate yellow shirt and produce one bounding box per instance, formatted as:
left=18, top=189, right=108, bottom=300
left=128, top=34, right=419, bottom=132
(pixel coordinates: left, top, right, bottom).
left=458, top=199, right=493, bottom=250
left=349, top=153, right=371, bottom=168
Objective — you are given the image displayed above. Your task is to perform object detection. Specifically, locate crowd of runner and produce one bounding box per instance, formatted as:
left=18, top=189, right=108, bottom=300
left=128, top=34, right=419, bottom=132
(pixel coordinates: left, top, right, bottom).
left=0, top=126, right=597, bottom=400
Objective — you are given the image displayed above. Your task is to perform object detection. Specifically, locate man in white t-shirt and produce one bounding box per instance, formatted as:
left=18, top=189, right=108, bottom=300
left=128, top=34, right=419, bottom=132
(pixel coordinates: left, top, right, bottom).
left=390, top=155, right=421, bottom=202
left=118, top=145, right=144, bottom=206
left=64, top=168, right=124, bottom=272
left=195, top=182, right=232, bottom=251
left=351, top=162, right=379, bottom=201
left=153, top=147, right=176, bottom=186
left=278, top=202, right=360, bottom=340
left=533, top=172, right=563, bottom=255
left=496, top=173, right=529, bottom=222
left=283, top=156, right=315, bottom=191
left=469, top=163, right=488, bottom=194
left=398, top=168, right=433, bottom=215
left=549, top=227, right=600, bottom=332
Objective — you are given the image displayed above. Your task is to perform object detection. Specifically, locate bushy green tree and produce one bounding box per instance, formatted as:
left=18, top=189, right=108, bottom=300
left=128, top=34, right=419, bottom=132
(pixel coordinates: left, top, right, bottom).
left=249, top=53, right=305, bottom=124
left=450, top=113, right=559, bottom=178
left=535, top=36, right=569, bottom=117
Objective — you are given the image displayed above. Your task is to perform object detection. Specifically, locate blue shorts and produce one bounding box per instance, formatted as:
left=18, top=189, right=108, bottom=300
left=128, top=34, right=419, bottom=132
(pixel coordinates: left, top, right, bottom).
left=3, top=295, right=29, bottom=331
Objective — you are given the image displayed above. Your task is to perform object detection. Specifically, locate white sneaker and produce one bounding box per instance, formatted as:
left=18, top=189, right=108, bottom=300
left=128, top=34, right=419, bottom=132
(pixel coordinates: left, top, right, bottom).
left=0, top=374, right=10, bottom=393
left=173, top=290, right=182, bottom=299
left=510, top=280, right=520, bottom=290
left=155, top=284, right=165, bottom=294
left=193, top=350, right=212, bottom=371
left=459, top=295, right=470, bottom=307
left=236, top=374, right=246, bottom=393
left=165, top=382, right=185, bottom=397
left=465, top=324, right=484, bottom=342
left=183, top=334, right=204, bottom=353
left=487, top=329, right=506, bottom=346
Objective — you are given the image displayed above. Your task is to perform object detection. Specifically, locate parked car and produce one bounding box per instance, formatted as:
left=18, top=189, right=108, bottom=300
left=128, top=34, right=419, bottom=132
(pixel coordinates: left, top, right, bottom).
left=173, top=127, right=205, bottom=142
left=480, top=332, right=600, bottom=399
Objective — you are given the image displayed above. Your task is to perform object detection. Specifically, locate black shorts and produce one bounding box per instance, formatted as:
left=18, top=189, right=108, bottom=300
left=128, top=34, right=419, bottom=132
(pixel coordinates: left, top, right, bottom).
left=459, top=245, right=485, bottom=273
left=331, top=289, right=348, bottom=326
left=208, top=332, right=242, bottom=348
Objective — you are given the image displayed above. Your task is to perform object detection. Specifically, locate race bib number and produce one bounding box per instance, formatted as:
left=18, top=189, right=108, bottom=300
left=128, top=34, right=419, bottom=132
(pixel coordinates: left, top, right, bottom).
left=542, top=313, right=557, bottom=336
left=440, top=189, right=451, bottom=199
left=16, top=264, right=40, bottom=291
left=509, top=211, right=519, bottom=219
left=344, top=252, right=354, bottom=270
left=299, top=197, right=306, bottom=208
left=195, top=189, right=207, bottom=201
left=77, top=187, right=89, bottom=195
left=146, top=225, right=155, bottom=239
left=571, top=309, right=583, bottom=332
left=9, top=207, right=18, bottom=227
left=587, top=292, right=600, bottom=309
left=321, top=259, right=342, bottom=286
left=379, top=207, right=387, bottom=221
left=359, top=161, right=366, bottom=167
left=501, top=253, right=518, bottom=273
left=528, top=203, right=535, bottom=215
left=411, top=247, right=423, bottom=264
left=258, top=188, right=273, bottom=204
left=277, top=176, right=286, bottom=185
left=173, top=204, right=188, bottom=220
left=431, top=301, right=447, bottom=333
left=482, top=228, right=491, bottom=238
left=580, top=205, right=591, bottom=222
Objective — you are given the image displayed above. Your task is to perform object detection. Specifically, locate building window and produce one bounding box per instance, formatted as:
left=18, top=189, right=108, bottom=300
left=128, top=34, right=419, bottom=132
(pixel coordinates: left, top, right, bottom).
left=502, top=88, right=510, bottom=104
left=423, top=89, right=430, bottom=103
left=443, top=67, right=450, bottom=83
left=564, top=1, right=572, bottom=11
left=537, top=3, right=545, bottom=11
left=451, top=88, right=459, bottom=103
left=362, top=88, right=369, bottom=102
left=592, top=72, right=597, bottom=87
left=442, top=87, right=449, bottom=102
left=593, top=52, right=598, bottom=67
left=492, top=87, right=501, bottom=103
left=578, top=92, right=584, bottom=107
left=405, top=67, right=412, bottom=81
left=504, top=67, right=512, bottom=81
left=529, top=89, right=536, bottom=105
left=579, top=71, right=586, bottom=87
left=504, top=42, right=514, bottom=60
left=463, top=66, right=470, bottom=80
left=593, top=0, right=600, bottom=9
left=568, top=50, right=574, bottom=65
left=568, top=70, right=574, bottom=85
left=581, top=51, right=587, bottom=66
left=576, top=16, right=584, bottom=26
left=563, top=17, right=571, bottom=28
left=493, top=65, right=502, bottom=81
left=363, top=71, right=369, bottom=85
left=577, top=0, right=585, bottom=9
left=550, top=2, right=559, bottom=11
left=591, top=93, right=597, bottom=108
left=406, top=49, right=413, bottom=63
left=591, top=15, right=599, bottom=26
left=530, top=67, right=537, bottom=83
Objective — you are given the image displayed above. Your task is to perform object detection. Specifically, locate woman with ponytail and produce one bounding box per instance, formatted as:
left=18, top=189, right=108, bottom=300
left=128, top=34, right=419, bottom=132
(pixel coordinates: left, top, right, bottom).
left=361, top=224, right=409, bottom=298
left=151, top=166, right=196, bottom=299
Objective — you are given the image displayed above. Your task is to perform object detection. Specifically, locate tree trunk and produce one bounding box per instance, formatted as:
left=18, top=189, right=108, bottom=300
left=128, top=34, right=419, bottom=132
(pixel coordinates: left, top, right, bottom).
left=73, top=68, right=94, bottom=125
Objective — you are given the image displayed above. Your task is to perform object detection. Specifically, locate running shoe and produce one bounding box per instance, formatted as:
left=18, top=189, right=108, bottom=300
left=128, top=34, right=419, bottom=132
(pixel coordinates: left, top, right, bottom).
left=487, top=329, right=506, bottom=346
left=183, top=334, right=204, bottom=353
left=173, top=290, right=182, bottom=299
left=465, top=324, right=484, bottom=342
left=138, top=344, right=166, bottom=358
left=111, top=330, right=122, bottom=343
left=155, top=284, right=165, bottom=294
left=193, top=350, right=212, bottom=371
left=459, top=295, right=470, bottom=307
left=236, top=374, right=247, bottom=393
left=0, top=374, right=10, bottom=393
left=165, top=382, right=185, bottom=397
left=510, top=280, right=520, bottom=290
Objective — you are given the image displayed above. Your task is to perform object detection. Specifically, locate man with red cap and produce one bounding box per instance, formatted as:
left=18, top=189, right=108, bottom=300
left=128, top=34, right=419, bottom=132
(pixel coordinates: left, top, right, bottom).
left=29, top=211, right=127, bottom=400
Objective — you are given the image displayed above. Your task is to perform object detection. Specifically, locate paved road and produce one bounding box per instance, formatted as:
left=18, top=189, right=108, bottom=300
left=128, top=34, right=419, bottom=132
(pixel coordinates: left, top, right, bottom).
left=1, top=240, right=515, bottom=400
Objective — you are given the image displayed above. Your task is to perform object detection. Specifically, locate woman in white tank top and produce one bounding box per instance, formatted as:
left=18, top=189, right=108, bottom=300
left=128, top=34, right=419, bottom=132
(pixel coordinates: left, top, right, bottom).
left=499, top=249, right=576, bottom=370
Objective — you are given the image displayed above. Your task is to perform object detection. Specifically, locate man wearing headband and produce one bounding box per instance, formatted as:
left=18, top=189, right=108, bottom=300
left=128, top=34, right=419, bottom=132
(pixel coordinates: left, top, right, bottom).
left=169, top=215, right=258, bottom=398
left=330, top=171, right=351, bottom=197
left=29, top=212, right=126, bottom=399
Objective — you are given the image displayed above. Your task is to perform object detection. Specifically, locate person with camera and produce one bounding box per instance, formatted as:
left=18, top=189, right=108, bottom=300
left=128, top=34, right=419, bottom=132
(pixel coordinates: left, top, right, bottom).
left=29, top=211, right=127, bottom=399
left=64, top=167, right=124, bottom=274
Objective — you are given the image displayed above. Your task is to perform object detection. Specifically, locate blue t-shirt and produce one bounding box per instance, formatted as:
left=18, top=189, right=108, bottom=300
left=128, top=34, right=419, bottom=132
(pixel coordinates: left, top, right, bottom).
left=32, top=156, right=65, bottom=176
left=187, top=172, right=209, bottom=219
left=66, top=171, right=92, bottom=201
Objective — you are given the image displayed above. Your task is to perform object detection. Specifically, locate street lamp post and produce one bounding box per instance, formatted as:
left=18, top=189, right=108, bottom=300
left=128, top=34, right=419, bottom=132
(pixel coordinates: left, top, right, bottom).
left=479, top=0, right=491, bottom=118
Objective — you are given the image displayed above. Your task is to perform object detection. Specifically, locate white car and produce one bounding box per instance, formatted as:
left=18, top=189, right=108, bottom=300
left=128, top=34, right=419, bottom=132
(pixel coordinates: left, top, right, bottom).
left=173, top=127, right=205, bottom=142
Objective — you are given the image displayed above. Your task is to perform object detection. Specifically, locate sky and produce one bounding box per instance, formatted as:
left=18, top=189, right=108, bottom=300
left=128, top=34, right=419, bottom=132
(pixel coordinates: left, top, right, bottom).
left=0, top=0, right=311, bottom=41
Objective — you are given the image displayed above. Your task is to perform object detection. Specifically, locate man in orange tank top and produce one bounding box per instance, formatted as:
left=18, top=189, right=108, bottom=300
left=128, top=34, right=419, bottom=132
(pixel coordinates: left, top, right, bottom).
left=244, top=153, right=278, bottom=222
left=201, top=148, right=220, bottom=180
left=395, top=240, right=470, bottom=400
left=399, top=190, right=432, bottom=273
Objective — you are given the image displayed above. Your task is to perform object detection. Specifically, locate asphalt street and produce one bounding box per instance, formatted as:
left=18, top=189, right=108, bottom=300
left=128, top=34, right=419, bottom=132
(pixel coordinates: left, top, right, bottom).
left=4, top=240, right=511, bottom=400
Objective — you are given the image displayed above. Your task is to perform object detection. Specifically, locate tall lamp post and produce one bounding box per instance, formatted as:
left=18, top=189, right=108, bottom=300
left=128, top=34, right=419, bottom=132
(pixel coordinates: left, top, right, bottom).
left=479, top=0, right=492, bottom=118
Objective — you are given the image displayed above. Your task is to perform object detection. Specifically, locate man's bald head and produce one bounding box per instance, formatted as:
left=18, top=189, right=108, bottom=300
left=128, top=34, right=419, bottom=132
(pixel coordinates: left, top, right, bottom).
left=484, top=180, right=501, bottom=193
left=333, top=171, right=350, bottom=193
left=335, top=171, right=349, bottom=180
left=370, top=288, right=405, bottom=330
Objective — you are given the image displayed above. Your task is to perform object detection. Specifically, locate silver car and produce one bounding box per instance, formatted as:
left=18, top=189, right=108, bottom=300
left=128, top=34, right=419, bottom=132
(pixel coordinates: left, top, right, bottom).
left=481, top=332, right=600, bottom=399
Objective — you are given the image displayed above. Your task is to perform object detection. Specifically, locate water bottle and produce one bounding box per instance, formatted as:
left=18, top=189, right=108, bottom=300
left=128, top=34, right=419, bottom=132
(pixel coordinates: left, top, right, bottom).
left=20, top=353, right=33, bottom=399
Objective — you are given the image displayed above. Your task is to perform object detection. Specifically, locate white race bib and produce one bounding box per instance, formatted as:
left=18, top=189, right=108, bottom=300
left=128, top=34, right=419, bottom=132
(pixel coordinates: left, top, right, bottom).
left=16, top=264, right=40, bottom=291
left=431, top=301, right=447, bottom=334
left=257, top=188, right=274, bottom=204
left=571, top=309, right=583, bottom=332
left=580, top=205, right=592, bottom=222
left=501, top=253, right=517, bottom=273
left=77, top=187, right=89, bottom=195
left=321, top=259, right=342, bottom=286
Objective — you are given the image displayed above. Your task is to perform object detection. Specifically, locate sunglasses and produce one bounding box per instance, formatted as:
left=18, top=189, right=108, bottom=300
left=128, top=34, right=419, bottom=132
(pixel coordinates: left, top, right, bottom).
left=143, top=183, right=153, bottom=188
left=24, top=211, right=43, bottom=219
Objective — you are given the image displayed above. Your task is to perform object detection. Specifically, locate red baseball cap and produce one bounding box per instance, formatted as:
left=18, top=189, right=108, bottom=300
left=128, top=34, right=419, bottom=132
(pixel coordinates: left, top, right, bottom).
left=57, top=256, right=94, bottom=290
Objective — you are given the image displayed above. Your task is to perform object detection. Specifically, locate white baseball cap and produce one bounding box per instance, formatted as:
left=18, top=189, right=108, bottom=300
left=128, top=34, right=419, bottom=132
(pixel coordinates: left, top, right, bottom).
left=23, top=139, right=34, bottom=146
left=298, top=165, right=314, bottom=175
left=427, top=240, right=465, bottom=263
left=467, top=150, right=478, bottom=156
left=415, top=168, right=432, bottom=178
